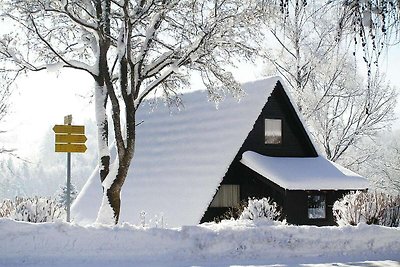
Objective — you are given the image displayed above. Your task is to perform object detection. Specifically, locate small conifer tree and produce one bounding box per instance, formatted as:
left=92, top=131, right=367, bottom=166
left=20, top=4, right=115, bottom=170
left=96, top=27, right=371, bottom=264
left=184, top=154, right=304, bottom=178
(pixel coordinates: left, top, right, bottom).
left=56, top=183, right=78, bottom=210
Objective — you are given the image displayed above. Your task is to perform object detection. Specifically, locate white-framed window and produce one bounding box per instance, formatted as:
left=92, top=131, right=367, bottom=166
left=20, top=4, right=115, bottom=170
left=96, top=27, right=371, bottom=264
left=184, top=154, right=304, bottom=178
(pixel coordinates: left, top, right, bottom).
left=307, top=194, right=326, bottom=219
left=265, top=118, right=282, bottom=144
left=210, top=184, right=240, bottom=207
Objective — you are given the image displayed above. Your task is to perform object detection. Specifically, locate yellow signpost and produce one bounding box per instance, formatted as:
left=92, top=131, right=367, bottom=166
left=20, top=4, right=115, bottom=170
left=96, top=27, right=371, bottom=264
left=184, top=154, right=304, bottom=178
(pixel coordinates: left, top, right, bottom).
left=53, top=125, right=85, bottom=135
left=55, top=134, right=87, bottom=144
left=53, top=125, right=87, bottom=153
left=55, top=143, right=87, bottom=153
left=53, top=115, right=87, bottom=222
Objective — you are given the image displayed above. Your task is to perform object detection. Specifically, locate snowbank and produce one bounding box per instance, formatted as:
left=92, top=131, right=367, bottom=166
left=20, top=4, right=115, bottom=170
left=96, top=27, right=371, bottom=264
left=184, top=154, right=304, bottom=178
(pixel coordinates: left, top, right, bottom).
left=0, top=218, right=399, bottom=266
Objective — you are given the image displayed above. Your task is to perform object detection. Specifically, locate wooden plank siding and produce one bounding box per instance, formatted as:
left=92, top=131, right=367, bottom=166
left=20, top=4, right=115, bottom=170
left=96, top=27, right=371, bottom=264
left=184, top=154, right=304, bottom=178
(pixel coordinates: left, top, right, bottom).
left=283, top=189, right=352, bottom=226
left=243, top=81, right=318, bottom=158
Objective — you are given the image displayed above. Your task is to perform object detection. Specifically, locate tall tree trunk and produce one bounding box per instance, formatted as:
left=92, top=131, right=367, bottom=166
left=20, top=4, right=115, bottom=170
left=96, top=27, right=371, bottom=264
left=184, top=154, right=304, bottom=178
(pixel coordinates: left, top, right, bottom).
left=96, top=71, right=136, bottom=224
left=94, top=80, right=110, bottom=184
left=94, top=0, right=112, bottom=186
left=106, top=151, right=135, bottom=223
left=96, top=126, right=135, bottom=224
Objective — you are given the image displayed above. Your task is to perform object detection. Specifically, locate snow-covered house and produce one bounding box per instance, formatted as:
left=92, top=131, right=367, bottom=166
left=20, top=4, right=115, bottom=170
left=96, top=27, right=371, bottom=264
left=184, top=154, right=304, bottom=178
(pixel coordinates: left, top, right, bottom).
left=72, top=76, right=368, bottom=227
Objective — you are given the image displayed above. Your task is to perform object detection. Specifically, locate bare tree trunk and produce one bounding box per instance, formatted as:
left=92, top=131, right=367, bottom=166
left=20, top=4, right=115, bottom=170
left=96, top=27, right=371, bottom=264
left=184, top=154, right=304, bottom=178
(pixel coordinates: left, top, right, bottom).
left=94, top=80, right=110, bottom=184
left=106, top=149, right=135, bottom=223
left=97, top=118, right=135, bottom=224
left=96, top=54, right=137, bottom=223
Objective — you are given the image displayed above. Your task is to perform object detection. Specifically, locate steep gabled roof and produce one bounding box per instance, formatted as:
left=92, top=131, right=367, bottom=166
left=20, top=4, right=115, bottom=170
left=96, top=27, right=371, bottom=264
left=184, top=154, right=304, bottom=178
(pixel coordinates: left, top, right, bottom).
left=72, top=77, right=282, bottom=227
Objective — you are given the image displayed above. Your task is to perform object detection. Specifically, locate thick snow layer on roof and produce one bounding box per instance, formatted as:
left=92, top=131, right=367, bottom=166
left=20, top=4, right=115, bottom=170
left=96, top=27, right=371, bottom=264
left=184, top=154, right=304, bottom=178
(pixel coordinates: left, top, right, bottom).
left=240, top=151, right=369, bottom=190
left=72, top=77, right=281, bottom=227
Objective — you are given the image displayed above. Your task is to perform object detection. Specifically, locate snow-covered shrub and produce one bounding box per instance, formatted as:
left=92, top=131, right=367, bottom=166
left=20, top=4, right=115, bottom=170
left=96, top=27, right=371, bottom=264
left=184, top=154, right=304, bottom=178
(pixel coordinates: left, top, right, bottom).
left=380, top=196, right=400, bottom=227
left=333, top=191, right=364, bottom=226
left=333, top=191, right=400, bottom=227
left=0, top=196, right=65, bottom=223
left=138, top=211, right=166, bottom=228
left=239, top=197, right=281, bottom=221
left=0, top=198, right=14, bottom=218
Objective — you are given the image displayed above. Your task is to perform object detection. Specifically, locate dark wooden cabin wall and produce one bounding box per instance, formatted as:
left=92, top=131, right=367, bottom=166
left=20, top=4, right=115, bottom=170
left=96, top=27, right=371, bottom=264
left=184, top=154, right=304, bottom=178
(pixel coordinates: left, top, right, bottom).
left=200, top=161, right=287, bottom=223
left=241, top=82, right=318, bottom=158
left=284, top=190, right=351, bottom=226
left=202, top=160, right=353, bottom=225
left=202, top=82, right=358, bottom=225
left=201, top=81, right=319, bottom=224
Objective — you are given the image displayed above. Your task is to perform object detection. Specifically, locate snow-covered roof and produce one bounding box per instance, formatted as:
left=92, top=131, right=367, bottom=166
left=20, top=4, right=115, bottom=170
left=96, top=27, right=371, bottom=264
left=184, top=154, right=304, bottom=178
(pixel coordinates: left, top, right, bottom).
left=240, top=151, right=368, bottom=190
left=72, top=77, right=282, bottom=227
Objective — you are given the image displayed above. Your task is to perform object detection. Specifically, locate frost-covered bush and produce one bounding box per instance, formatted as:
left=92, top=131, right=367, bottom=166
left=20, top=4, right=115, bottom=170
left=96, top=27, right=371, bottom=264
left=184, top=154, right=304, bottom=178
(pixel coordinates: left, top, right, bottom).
left=239, top=197, right=281, bottom=221
left=333, top=191, right=363, bottom=226
left=0, top=196, right=65, bottom=223
left=333, top=191, right=400, bottom=227
left=138, top=211, right=166, bottom=228
left=0, top=198, right=14, bottom=218
left=381, top=203, right=400, bottom=227
left=214, top=197, right=281, bottom=223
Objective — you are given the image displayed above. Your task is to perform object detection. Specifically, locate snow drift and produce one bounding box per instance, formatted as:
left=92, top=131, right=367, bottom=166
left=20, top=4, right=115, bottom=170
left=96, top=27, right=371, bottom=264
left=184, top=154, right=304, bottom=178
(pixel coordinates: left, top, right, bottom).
left=0, top=218, right=399, bottom=266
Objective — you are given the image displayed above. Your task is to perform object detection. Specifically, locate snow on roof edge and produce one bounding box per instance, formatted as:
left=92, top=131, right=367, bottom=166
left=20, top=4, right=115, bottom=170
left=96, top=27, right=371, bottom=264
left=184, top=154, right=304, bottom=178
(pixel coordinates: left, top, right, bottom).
left=240, top=151, right=369, bottom=191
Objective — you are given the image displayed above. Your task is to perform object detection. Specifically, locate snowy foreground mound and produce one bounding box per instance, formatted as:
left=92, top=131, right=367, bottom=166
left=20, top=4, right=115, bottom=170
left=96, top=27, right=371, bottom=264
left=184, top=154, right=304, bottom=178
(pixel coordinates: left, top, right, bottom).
left=1, top=219, right=399, bottom=267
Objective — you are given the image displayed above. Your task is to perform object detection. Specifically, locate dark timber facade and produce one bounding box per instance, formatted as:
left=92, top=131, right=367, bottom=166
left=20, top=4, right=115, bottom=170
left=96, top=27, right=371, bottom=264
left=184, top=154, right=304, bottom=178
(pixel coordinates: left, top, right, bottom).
left=201, top=81, right=354, bottom=226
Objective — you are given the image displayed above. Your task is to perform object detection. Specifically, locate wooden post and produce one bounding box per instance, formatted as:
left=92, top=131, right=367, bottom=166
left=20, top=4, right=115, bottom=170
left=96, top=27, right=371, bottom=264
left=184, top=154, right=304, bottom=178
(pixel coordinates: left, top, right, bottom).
left=64, top=114, right=72, bottom=223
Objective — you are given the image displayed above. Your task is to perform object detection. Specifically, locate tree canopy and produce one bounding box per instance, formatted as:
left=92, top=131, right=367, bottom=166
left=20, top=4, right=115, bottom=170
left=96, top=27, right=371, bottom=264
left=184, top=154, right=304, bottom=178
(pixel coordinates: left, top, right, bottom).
left=0, top=0, right=399, bottom=223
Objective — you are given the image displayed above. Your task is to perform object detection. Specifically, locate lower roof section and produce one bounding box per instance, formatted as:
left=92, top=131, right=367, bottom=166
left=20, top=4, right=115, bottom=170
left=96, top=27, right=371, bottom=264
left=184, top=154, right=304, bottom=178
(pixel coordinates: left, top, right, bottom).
left=240, top=151, right=369, bottom=191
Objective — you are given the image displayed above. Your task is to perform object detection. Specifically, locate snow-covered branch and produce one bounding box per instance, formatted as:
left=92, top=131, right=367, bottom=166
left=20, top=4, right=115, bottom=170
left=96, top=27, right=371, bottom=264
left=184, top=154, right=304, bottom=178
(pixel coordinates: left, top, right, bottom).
left=29, top=16, right=97, bottom=76
left=134, top=30, right=211, bottom=107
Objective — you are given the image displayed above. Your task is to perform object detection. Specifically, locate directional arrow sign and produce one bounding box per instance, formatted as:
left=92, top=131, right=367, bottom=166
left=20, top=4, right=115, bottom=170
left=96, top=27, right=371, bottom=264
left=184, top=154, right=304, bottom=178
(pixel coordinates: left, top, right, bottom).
left=55, top=134, right=87, bottom=144
left=55, top=143, right=87, bottom=153
left=53, top=125, right=85, bottom=134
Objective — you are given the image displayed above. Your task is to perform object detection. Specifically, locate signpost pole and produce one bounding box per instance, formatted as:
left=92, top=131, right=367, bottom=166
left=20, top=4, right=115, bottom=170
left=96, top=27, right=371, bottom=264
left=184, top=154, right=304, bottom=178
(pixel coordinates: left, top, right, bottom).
left=66, top=151, right=71, bottom=223
left=64, top=114, right=72, bottom=223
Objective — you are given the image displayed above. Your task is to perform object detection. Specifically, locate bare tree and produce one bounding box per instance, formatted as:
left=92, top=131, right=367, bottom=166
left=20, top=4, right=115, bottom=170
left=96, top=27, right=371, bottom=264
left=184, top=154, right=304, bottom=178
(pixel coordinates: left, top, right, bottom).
left=272, top=0, right=400, bottom=82
left=336, top=0, right=400, bottom=80
left=0, top=63, right=19, bottom=156
left=264, top=0, right=344, bottom=111
left=379, top=137, right=400, bottom=194
left=1, top=0, right=266, bottom=224
left=263, top=0, right=397, bottom=165
left=0, top=85, right=10, bottom=129
left=358, top=130, right=400, bottom=194
left=309, top=69, right=397, bottom=163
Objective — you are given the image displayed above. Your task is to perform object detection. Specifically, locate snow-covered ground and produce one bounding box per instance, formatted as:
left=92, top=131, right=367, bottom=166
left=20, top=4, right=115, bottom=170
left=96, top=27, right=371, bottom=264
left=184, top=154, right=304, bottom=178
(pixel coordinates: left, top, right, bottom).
left=1, top=218, right=399, bottom=267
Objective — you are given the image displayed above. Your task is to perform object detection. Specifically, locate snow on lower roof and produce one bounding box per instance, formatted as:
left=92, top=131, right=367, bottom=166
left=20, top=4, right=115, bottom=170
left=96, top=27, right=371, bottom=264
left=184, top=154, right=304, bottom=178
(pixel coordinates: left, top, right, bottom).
left=72, top=77, right=281, bottom=227
left=240, top=151, right=369, bottom=190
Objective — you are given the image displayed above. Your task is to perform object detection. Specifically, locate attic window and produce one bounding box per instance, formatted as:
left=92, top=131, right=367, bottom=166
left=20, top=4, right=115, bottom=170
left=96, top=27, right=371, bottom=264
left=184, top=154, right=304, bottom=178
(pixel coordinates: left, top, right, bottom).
left=307, top=194, right=326, bottom=219
left=265, top=119, right=282, bottom=144
left=210, top=184, right=240, bottom=208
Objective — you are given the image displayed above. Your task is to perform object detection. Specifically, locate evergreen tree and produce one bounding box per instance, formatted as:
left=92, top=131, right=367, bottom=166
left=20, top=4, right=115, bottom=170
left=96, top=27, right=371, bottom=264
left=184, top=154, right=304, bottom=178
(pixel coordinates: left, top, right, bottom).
left=56, top=183, right=78, bottom=209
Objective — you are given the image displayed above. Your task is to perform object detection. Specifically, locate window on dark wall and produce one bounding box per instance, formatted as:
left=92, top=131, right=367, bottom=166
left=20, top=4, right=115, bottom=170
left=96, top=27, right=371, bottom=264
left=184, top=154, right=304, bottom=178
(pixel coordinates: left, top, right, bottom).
left=307, top=194, right=326, bottom=219
left=265, top=118, right=282, bottom=144
left=210, top=184, right=240, bottom=207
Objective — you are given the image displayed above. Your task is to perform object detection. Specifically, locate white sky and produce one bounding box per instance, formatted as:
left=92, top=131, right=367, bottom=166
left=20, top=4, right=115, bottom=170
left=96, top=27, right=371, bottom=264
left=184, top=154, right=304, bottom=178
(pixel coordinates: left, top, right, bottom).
left=1, top=45, right=399, bottom=160
left=382, top=45, right=400, bottom=124
left=2, top=70, right=93, bottom=158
